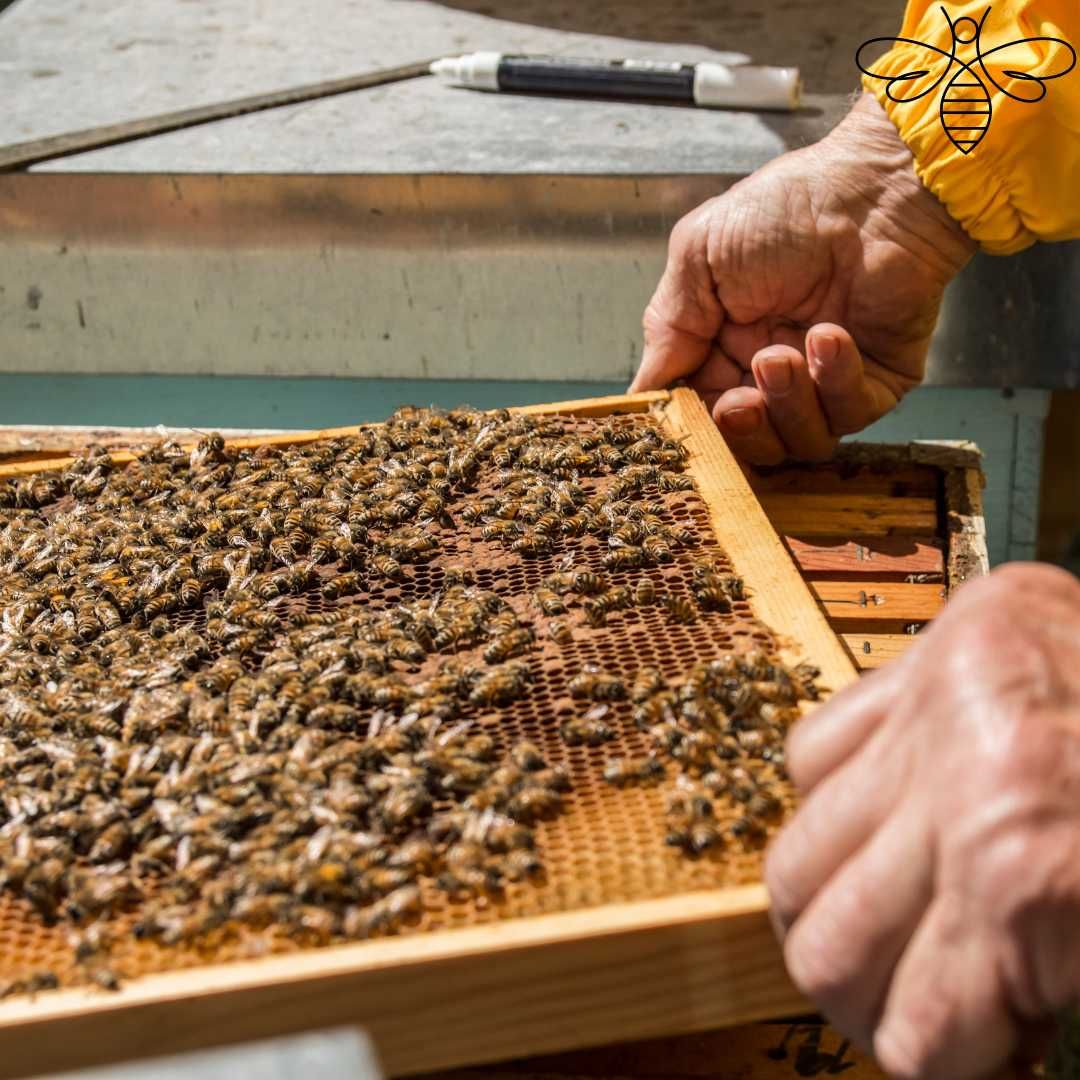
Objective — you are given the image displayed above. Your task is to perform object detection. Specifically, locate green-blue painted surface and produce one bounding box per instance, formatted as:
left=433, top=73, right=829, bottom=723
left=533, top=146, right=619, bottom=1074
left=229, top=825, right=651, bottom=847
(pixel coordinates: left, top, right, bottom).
left=0, top=375, right=1043, bottom=567
left=0, top=375, right=625, bottom=429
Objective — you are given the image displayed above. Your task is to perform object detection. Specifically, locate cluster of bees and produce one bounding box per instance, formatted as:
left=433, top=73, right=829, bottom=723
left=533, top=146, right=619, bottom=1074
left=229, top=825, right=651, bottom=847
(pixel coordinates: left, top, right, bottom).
left=0, top=404, right=817, bottom=992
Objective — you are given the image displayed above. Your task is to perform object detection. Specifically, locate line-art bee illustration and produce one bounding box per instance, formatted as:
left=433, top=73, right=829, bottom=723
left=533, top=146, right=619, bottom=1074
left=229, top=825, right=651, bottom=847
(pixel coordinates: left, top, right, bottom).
left=856, top=5, right=1075, bottom=154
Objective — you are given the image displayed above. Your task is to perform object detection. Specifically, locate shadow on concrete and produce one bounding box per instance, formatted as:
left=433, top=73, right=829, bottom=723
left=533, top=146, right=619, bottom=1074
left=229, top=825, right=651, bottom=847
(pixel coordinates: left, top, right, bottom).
left=425, top=0, right=901, bottom=95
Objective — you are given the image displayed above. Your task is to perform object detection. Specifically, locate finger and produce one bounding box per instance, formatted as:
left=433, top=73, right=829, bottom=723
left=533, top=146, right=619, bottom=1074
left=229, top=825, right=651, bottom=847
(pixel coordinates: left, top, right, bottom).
left=687, top=344, right=745, bottom=416
left=751, top=345, right=837, bottom=462
left=718, top=319, right=805, bottom=371
left=786, top=662, right=904, bottom=793
left=712, top=386, right=787, bottom=466
left=874, top=898, right=1018, bottom=1080
left=806, top=324, right=891, bottom=437
left=632, top=213, right=724, bottom=392
left=766, top=723, right=908, bottom=935
left=781, top=805, right=934, bottom=1050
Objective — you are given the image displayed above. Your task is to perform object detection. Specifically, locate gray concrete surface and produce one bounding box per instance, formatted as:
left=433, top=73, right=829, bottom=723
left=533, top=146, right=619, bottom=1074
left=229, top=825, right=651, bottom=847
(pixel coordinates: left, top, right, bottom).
left=0, top=0, right=898, bottom=172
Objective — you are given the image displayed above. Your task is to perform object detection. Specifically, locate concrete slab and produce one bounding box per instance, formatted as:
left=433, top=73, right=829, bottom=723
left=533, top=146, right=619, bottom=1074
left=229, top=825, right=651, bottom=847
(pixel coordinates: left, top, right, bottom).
left=0, top=0, right=896, bottom=173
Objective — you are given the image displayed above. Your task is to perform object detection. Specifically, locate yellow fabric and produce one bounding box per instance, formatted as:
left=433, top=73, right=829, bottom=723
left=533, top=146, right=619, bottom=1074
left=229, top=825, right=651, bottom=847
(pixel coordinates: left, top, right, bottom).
left=861, top=1, right=1080, bottom=253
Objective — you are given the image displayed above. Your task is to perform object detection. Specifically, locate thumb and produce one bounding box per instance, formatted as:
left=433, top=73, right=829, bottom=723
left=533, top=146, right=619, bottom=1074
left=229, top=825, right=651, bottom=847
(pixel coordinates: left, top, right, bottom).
left=630, top=211, right=724, bottom=392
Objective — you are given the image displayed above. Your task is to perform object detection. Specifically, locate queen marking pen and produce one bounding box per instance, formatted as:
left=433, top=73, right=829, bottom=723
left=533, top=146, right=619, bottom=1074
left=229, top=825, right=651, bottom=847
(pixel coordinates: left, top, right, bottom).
left=430, top=53, right=801, bottom=111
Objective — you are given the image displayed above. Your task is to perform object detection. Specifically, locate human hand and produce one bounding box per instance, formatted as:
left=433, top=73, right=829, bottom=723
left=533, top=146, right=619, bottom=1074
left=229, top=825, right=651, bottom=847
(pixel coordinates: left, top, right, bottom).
left=631, top=94, right=975, bottom=464
left=766, top=563, right=1080, bottom=1078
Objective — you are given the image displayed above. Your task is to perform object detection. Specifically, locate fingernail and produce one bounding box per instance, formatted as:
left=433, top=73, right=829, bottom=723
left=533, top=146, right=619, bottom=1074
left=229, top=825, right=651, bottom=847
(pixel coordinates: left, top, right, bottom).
left=723, top=407, right=761, bottom=436
left=757, top=354, right=792, bottom=396
left=809, top=333, right=840, bottom=381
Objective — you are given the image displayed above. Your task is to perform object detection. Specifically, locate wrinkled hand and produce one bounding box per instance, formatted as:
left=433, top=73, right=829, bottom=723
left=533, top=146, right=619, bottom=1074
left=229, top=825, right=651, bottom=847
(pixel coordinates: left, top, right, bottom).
left=631, top=94, right=975, bottom=464
left=766, top=564, right=1080, bottom=1079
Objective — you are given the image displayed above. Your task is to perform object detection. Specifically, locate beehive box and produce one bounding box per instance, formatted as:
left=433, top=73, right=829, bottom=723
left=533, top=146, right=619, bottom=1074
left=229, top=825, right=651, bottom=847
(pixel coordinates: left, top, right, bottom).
left=0, top=390, right=984, bottom=1080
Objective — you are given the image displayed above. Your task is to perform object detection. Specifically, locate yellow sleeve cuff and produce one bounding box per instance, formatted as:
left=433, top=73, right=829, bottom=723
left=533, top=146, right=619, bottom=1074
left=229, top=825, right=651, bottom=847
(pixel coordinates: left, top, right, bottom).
left=862, top=60, right=1037, bottom=255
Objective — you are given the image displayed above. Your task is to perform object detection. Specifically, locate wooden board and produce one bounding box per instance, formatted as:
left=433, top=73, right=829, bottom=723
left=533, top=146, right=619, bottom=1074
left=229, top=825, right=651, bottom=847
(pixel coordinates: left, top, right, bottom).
left=426, top=1020, right=885, bottom=1080
left=840, top=632, right=920, bottom=670
left=758, top=494, right=938, bottom=537
left=783, top=537, right=944, bottom=577
left=660, top=391, right=856, bottom=695
left=806, top=581, right=946, bottom=623
left=0, top=889, right=804, bottom=1079
left=0, top=388, right=854, bottom=1079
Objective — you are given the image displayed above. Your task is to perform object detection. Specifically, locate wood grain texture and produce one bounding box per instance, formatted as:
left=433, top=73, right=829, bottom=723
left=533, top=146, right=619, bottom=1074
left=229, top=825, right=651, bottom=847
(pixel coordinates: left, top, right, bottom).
left=426, top=1021, right=886, bottom=1080
left=0, top=61, right=436, bottom=172
left=808, top=581, right=945, bottom=622
left=751, top=465, right=937, bottom=498
left=516, top=391, right=670, bottom=416
left=0, top=394, right=672, bottom=480
left=759, top=494, right=938, bottom=537
left=782, top=537, right=944, bottom=576
left=841, top=632, right=920, bottom=670
left=946, top=467, right=990, bottom=587
left=0, top=888, right=806, bottom=1080
left=659, top=389, right=858, bottom=696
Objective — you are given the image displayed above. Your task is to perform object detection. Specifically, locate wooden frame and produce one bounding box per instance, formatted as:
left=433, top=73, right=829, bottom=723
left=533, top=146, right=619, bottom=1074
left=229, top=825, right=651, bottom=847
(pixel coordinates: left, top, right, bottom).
left=0, top=387, right=856, bottom=1079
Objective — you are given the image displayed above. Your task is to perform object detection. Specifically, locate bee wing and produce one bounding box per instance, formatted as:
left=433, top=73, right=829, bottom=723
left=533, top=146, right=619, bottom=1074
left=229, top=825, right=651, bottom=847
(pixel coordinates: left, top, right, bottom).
left=977, top=36, right=1077, bottom=102
left=856, top=36, right=956, bottom=102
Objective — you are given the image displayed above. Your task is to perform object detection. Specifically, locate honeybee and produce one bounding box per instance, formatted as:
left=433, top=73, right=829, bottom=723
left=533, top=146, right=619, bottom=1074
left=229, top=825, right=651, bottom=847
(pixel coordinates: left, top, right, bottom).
left=547, top=619, right=573, bottom=644
left=560, top=710, right=614, bottom=747
left=510, top=533, right=552, bottom=557
left=571, top=570, right=606, bottom=595
left=693, top=581, right=731, bottom=613
left=371, top=553, right=404, bottom=582
left=506, top=785, right=561, bottom=823
left=534, top=587, right=566, bottom=616
left=602, top=755, right=665, bottom=786
left=730, top=815, right=766, bottom=844
left=542, top=571, right=575, bottom=594
left=502, top=848, right=543, bottom=882
left=642, top=535, right=673, bottom=564
left=482, top=628, right=533, bottom=665
left=603, top=546, right=644, bottom=570
left=468, top=661, right=531, bottom=707
left=581, top=599, right=607, bottom=629
left=663, top=593, right=696, bottom=624
left=510, top=740, right=546, bottom=772
left=568, top=665, right=626, bottom=701
left=631, top=667, right=664, bottom=703
left=665, top=821, right=722, bottom=855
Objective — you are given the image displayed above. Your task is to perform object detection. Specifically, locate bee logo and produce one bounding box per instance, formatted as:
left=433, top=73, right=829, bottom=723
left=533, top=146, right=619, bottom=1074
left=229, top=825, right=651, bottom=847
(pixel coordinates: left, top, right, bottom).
left=856, top=5, right=1075, bottom=154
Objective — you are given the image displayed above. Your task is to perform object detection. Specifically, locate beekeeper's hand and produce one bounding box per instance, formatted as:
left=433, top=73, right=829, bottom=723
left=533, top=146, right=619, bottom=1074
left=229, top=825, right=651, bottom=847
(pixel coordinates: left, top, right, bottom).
left=767, top=563, right=1080, bottom=1078
left=631, top=93, right=974, bottom=464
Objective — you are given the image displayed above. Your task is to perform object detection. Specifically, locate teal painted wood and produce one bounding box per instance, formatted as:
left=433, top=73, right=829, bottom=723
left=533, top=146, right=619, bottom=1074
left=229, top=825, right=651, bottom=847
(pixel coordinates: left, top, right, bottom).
left=0, top=375, right=625, bottom=429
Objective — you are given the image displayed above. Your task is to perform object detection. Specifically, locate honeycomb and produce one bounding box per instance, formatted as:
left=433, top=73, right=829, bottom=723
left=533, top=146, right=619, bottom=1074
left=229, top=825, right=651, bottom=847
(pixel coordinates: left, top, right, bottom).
left=0, top=409, right=799, bottom=994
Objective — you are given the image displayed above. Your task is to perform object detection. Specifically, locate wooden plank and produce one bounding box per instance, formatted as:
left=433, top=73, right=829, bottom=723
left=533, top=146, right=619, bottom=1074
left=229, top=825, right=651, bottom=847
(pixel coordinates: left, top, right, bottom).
left=841, top=633, right=919, bottom=670
left=808, top=581, right=945, bottom=622
left=660, top=389, right=858, bottom=696
left=429, top=1021, right=886, bottom=1079
left=946, top=467, right=990, bottom=589
left=0, top=393, right=673, bottom=480
left=516, top=391, right=669, bottom=417
left=0, top=888, right=805, bottom=1080
left=784, top=536, right=944, bottom=576
left=751, top=465, right=938, bottom=498
left=0, top=61, right=436, bottom=173
left=760, top=494, right=938, bottom=537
